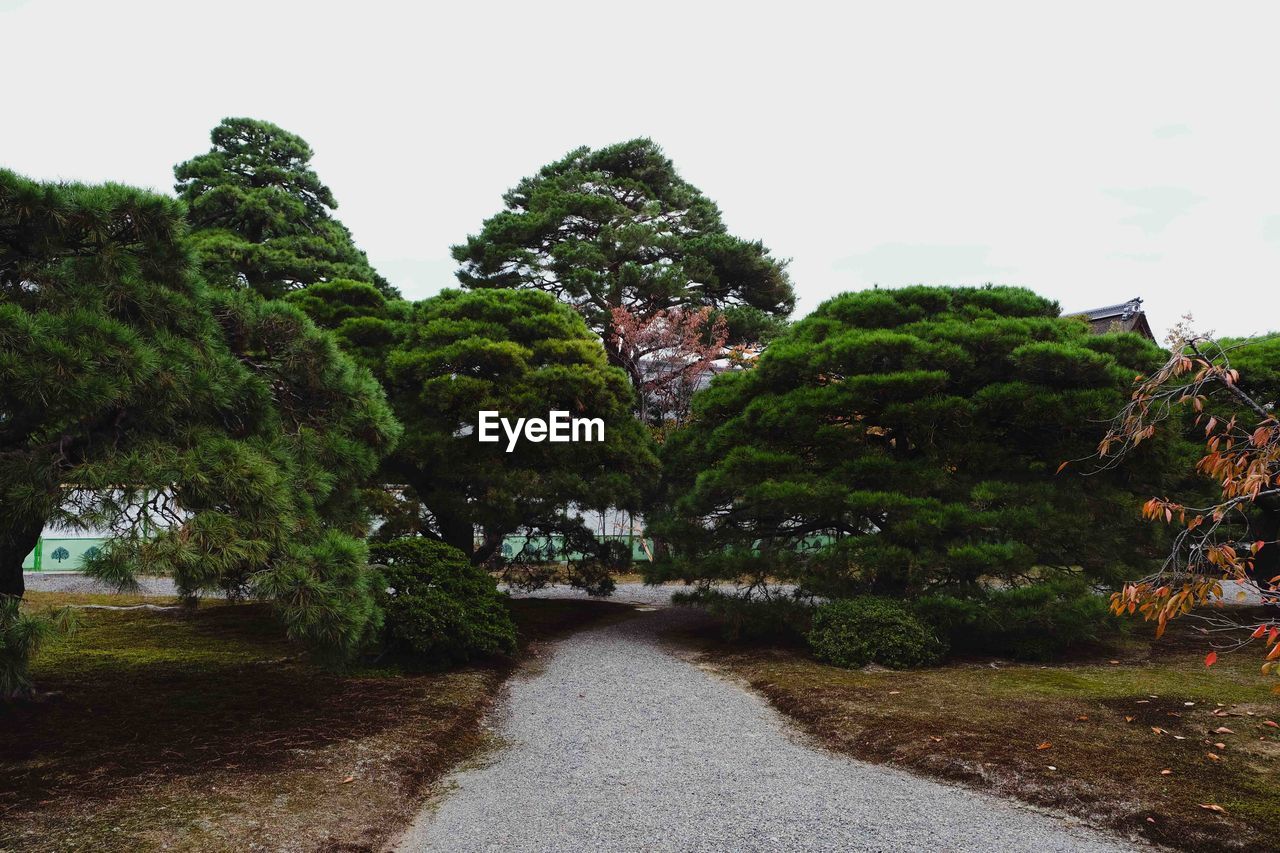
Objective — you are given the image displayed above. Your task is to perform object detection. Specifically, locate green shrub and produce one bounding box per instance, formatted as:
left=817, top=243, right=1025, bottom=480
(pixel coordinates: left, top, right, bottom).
left=368, top=537, right=517, bottom=664
left=807, top=597, right=946, bottom=669
left=914, top=576, right=1120, bottom=661
left=673, top=588, right=814, bottom=643
left=1, top=597, right=78, bottom=700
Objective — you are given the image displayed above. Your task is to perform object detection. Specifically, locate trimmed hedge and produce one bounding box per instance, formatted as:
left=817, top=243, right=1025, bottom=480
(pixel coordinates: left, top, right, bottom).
left=368, top=537, right=517, bottom=664
left=807, top=597, right=946, bottom=669
left=914, top=576, right=1120, bottom=661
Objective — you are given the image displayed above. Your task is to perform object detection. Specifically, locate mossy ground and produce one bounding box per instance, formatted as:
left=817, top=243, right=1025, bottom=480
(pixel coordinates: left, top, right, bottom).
left=0, top=592, right=626, bottom=852
left=686, top=608, right=1280, bottom=852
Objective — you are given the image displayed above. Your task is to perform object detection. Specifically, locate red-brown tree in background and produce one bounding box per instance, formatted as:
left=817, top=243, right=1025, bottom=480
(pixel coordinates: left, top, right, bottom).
left=609, top=305, right=731, bottom=436
left=1091, top=321, right=1280, bottom=679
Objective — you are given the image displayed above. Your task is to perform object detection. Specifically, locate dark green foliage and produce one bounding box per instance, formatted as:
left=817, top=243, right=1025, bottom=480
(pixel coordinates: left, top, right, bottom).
left=672, top=588, right=813, bottom=644
left=368, top=537, right=517, bottom=664
left=284, top=278, right=410, bottom=375
left=453, top=139, right=794, bottom=384
left=380, top=288, right=659, bottom=562
left=651, top=286, right=1180, bottom=613
left=0, top=168, right=400, bottom=669
left=175, top=118, right=395, bottom=299
left=915, top=577, right=1121, bottom=661
left=807, top=597, right=946, bottom=669
left=1, top=597, right=77, bottom=699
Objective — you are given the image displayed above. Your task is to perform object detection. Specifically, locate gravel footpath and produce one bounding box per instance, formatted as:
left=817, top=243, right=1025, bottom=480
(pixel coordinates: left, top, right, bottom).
left=393, top=603, right=1139, bottom=853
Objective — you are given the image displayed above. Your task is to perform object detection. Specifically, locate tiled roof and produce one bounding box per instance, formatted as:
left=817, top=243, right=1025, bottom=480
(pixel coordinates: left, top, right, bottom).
left=1065, top=297, right=1155, bottom=340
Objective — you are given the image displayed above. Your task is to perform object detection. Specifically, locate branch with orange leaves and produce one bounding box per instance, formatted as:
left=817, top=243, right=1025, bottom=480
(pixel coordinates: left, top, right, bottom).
left=1086, top=328, right=1280, bottom=679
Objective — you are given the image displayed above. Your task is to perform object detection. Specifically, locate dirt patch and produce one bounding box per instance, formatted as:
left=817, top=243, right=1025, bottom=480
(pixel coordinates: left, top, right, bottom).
left=1, top=592, right=627, bottom=852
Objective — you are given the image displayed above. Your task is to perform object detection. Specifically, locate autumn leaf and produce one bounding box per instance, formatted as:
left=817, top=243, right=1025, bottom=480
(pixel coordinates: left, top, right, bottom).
left=1206, top=753, right=1221, bottom=761
left=1160, top=769, right=1172, bottom=775
left=341, top=775, right=355, bottom=784
left=1213, top=727, right=1235, bottom=735
left=1036, top=741, right=1053, bottom=750
left=1124, top=716, right=1135, bottom=723
left=1204, top=651, right=1218, bottom=667
left=1263, top=720, right=1279, bottom=728
left=1055, top=460, right=1070, bottom=475
left=1198, top=803, right=1228, bottom=814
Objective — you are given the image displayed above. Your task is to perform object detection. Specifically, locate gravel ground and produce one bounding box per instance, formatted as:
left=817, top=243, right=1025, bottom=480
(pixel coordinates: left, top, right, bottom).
left=393, top=605, right=1140, bottom=853
left=22, top=572, right=182, bottom=596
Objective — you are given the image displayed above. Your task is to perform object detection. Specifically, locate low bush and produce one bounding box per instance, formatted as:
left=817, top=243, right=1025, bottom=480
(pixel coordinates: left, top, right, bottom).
left=672, top=588, right=813, bottom=643
left=914, top=576, right=1121, bottom=661
left=368, top=537, right=517, bottom=664
left=807, top=597, right=946, bottom=669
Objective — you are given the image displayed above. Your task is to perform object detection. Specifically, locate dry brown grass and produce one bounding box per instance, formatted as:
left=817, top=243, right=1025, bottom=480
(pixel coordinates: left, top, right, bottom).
left=0, top=593, right=626, bottom=852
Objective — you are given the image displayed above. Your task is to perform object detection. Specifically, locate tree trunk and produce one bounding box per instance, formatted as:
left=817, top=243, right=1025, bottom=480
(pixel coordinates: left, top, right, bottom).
left=1250, top=496, right=1280, bottom=593
left=1, top=516, right=43, bottom=599
left=436, top=513, right=476, bottom=562
left=473, top=529, right=506, bottom=566
left=601, top=336, right=647, bottom=415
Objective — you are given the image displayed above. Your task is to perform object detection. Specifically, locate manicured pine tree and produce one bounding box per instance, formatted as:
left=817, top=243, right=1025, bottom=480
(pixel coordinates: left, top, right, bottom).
left=650, top=286, right=1186, bottom=602
left=175, top=118, right=396, bottom=299
left=0, top=169, right=400, bottom=692
left=452, top=139, right=794, bottom=392
left=365, top=288, right=658, bottom=562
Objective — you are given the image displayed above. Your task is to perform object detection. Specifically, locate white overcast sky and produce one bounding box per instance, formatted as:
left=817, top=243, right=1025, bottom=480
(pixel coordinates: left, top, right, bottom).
left=4, top=0, right=1279, bottom=338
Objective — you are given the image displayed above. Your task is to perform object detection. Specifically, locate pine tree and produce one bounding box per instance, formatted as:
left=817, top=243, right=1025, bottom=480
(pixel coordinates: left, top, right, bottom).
left=650, top=286, right=1184, bottom=601
left=376, top=289, right=658, bottom=562
left=175, top=118, right=396, bottom=299
left=452, top=139, right=794, bottom=391
left=0, top=169, right=400, bottom=688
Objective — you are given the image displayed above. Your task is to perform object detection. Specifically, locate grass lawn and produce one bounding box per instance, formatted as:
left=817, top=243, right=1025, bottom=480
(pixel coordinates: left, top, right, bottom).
left=0, top=590, right=627, bottom=852
left=687, top=609, right=1280, bottom=853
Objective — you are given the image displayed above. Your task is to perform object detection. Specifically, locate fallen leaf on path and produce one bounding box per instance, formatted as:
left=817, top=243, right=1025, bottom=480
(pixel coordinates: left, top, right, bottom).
left=1263, top=720, right=1279, bottom=728
left=341, top=775, right=354, bottom=784
left=1206, top=753, right=1221, bottom=761
left=1214, top=727, right=1235, bottom=734
left=1046, top=765, right=1057, bottom=771
left=1214, top=742, right=1226, bottom=749
left=1076, top=715, right=1089, bottom=721
left=1198, top=803, right=1227, bottom=814
left=1124, top=716, right=1135, bottom=723
left=1036, top=742, right=1053, bottom=750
